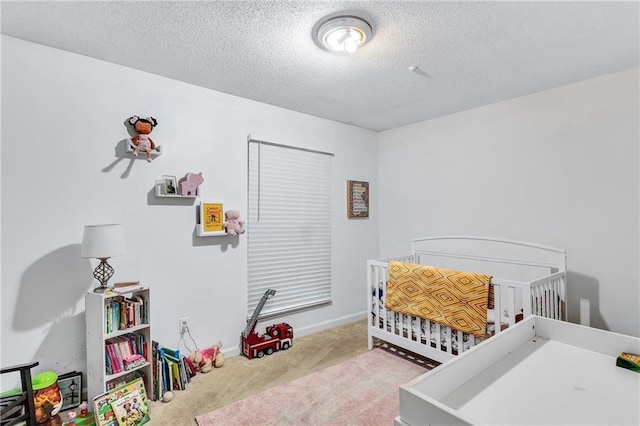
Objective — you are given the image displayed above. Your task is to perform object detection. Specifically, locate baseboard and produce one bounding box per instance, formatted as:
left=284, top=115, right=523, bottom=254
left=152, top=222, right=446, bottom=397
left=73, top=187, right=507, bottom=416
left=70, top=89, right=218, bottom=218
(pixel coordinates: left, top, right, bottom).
left=219, top=311, right=367, bottom=359
left=293, top=311, right=367, bottom=337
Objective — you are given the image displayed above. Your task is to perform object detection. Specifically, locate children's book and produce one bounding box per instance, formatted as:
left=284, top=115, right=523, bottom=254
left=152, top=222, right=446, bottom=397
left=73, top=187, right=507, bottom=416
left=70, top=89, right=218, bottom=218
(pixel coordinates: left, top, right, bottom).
left=92, top=377, right=150, bottom=426
left=110, top=388, right=150, bottom=426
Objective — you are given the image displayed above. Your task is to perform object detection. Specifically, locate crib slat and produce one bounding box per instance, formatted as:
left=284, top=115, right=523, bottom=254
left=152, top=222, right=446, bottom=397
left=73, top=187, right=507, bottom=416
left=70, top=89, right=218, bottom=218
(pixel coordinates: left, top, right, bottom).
left=551, top=282, right=555, bottom=317
left=532, top=285, right=540, bottom=316
left=506, top=286, right=515, bottom=328
left=494, top=284, right=502, bottom=336
left=372, top=265, right=379, bottom=327
left=456, top=330, right=464, bottom=354
left=545, top=283, right=551, bottom=317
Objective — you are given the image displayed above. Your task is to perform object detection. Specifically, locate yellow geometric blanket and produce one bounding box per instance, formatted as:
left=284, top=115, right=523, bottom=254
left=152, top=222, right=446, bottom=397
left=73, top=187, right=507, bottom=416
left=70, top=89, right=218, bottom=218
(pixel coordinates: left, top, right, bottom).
left=385, top=261, right=492, bottom=338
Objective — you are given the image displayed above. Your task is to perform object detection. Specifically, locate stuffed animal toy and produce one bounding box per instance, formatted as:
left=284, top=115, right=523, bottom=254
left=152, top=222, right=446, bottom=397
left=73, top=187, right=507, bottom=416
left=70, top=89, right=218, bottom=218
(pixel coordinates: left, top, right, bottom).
left=127, top=115, right=160, bottom=162
left=179, top=172, right=204, bottom=196
left=188, top=346, right=217, bottom=374
left=214, top=341, right=225, bottom=368
left=224, top=210, right=245, bottom=235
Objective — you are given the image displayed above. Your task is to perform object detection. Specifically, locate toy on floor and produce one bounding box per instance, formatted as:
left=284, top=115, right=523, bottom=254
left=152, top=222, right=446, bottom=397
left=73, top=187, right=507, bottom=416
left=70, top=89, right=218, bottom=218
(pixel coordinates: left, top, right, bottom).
left=127, top=115, right=160, bottom=162
left=188, top=347, right=216, bottom=373
left=179, top=321, right=224, bottom=376
left=241, top=289, right=294, bottom=359
left=162, top=391, right=174, bottom=403
left=62, top=402, right=94, bottom=426
left=32, top=370, right=63, bottom=423
left=214, top=341, right=225, bottom=368
left=188, top=341, right=224, bottom=373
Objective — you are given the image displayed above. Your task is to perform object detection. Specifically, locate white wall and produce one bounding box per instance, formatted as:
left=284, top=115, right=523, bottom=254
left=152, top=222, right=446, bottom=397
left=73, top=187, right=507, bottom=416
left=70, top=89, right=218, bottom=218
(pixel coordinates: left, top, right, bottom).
left=378, top=68, right=640, bottom=337
left=0, top=36, right=379, bottom=380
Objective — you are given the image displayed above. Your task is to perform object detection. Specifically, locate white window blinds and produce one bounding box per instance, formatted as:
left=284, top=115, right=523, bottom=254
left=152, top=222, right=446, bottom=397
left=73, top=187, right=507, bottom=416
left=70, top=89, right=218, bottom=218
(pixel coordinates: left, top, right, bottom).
left=247, top=139, right=333, bottom=318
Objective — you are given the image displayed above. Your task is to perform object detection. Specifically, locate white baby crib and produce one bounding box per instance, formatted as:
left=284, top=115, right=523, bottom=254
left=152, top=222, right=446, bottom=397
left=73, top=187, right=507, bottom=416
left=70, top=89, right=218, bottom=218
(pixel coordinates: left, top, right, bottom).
left=368, top=236, right=567, bottom=363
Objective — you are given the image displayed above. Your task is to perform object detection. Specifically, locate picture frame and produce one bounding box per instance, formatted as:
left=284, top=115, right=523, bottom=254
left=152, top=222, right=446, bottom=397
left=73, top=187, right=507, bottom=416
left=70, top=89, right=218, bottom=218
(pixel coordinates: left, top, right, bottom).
left=162, top=175, right=178, bottom=195
left=57, top=371, right=83, bottom=411
left=197, top=202, right=225, bottom=236
left=347, top=180, right=369, bottom=218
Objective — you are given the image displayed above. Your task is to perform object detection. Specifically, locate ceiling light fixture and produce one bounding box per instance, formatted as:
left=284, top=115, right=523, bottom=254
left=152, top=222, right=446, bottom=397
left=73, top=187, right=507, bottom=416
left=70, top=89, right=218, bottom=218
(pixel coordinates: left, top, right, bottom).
left=315, top=15, right=372, bottom=54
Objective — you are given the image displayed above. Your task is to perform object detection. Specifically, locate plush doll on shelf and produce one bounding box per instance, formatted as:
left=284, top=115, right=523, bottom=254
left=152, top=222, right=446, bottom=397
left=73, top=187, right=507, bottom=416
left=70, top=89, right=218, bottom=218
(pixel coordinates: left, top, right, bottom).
left=127, top=115, right=160, bottom=162
left=224, top=210, right=245, bottom=235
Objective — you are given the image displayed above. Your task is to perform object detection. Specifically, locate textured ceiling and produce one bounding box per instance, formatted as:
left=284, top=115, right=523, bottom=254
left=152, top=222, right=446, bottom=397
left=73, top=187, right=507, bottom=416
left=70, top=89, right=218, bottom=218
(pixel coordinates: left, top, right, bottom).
left=2, top=1, right=638, bottom=131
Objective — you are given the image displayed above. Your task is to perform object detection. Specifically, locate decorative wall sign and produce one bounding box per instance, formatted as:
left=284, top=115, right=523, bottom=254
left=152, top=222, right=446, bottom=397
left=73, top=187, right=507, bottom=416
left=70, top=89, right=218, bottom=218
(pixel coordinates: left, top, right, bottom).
left=347, top=180, right=369, bottom=218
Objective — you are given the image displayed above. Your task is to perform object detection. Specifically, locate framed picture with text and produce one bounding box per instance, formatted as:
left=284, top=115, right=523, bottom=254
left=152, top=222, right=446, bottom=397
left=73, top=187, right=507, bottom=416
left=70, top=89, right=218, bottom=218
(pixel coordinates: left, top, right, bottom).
left=197, top=202, right=225, bottom=236
left=347, top=180, right=369, bottom=218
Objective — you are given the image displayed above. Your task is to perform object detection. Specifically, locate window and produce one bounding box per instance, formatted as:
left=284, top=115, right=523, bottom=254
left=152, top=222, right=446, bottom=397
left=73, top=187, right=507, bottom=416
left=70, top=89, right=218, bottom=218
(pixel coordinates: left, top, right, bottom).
left=247, top=139, right=333, bottom=318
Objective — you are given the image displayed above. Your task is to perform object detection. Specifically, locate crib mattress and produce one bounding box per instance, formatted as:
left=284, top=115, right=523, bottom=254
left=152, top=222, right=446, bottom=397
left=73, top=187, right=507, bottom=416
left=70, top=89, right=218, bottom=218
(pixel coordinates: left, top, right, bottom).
left=396, top=316, right=640, bottom=425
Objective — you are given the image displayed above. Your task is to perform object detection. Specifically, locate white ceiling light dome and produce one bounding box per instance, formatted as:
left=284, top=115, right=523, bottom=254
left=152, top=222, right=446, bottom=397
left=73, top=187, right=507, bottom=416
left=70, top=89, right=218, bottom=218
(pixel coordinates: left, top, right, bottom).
left=315, top=15, right=373, bottom=54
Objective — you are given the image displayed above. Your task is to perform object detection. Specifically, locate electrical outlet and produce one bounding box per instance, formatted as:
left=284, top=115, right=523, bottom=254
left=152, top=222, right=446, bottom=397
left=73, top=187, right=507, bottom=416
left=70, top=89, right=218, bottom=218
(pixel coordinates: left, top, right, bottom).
left=180, top=317, right=189, bottom=334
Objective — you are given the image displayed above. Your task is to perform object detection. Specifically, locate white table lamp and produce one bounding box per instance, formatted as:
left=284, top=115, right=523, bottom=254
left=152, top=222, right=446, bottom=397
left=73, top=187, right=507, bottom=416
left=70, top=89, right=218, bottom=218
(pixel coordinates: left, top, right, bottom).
left=81, top=224, right=126, bottom=293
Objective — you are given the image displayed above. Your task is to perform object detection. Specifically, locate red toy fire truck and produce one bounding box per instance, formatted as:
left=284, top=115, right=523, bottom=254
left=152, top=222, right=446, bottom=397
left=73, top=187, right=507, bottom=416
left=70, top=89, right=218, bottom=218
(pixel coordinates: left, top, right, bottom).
left=241, top=289, right=294, bottom=359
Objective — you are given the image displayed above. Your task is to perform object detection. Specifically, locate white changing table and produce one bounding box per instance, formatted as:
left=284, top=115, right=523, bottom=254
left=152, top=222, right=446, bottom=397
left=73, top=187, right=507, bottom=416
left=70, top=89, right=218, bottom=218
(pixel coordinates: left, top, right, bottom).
left=396, top=316, right=640, bottom=425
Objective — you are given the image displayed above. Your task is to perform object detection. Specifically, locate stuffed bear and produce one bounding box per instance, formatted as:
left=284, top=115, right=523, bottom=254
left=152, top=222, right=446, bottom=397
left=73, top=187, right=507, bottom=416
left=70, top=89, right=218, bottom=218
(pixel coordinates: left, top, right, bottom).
left=127, top=115, right=160, bottom=162
left=224, top=210, right=245, bottom=235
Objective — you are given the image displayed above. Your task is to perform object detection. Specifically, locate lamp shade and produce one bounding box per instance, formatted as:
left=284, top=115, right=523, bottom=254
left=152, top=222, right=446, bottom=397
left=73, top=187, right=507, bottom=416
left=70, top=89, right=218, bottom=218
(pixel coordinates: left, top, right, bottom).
left=81, top=224, right=125, bottom=259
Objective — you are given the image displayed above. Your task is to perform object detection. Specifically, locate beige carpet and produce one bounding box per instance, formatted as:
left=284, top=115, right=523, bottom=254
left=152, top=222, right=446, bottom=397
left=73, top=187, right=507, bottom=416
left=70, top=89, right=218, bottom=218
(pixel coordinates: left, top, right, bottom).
left=148, top=321, right=371, bottom=425
left=195, top=348, right=426, bottom=425
left=148, top=320, right=437, bottom=425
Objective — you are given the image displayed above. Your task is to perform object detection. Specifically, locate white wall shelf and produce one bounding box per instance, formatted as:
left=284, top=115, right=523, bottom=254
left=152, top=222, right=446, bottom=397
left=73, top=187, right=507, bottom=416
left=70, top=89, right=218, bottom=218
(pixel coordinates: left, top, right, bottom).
left=195, top=201, right=229, bottom=237
left=125, top=141, right=162, bottom=159
left=195, top=228, right=228, bottom=237
left=85, top=287, right=152, bottom=403
left=154, top=180, right=199, bottom=198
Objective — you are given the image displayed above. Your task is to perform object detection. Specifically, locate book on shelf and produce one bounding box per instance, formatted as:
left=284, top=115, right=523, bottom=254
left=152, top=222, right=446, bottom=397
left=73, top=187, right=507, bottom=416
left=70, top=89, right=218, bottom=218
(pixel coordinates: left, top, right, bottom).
left=105, top=333, right=147, bottom=376
left=105, top=351, right=113, bottom=376
left=106, top=370, right=147, bottom=392
left=105, top=344, right=120, bottom=375
left=112, top=281, right=141, bottom=292
left=113, top=281, right=140, bottom=288
left=112, top=281, right=144, bottom=294
left=104, top=296, right=148, bottom=334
